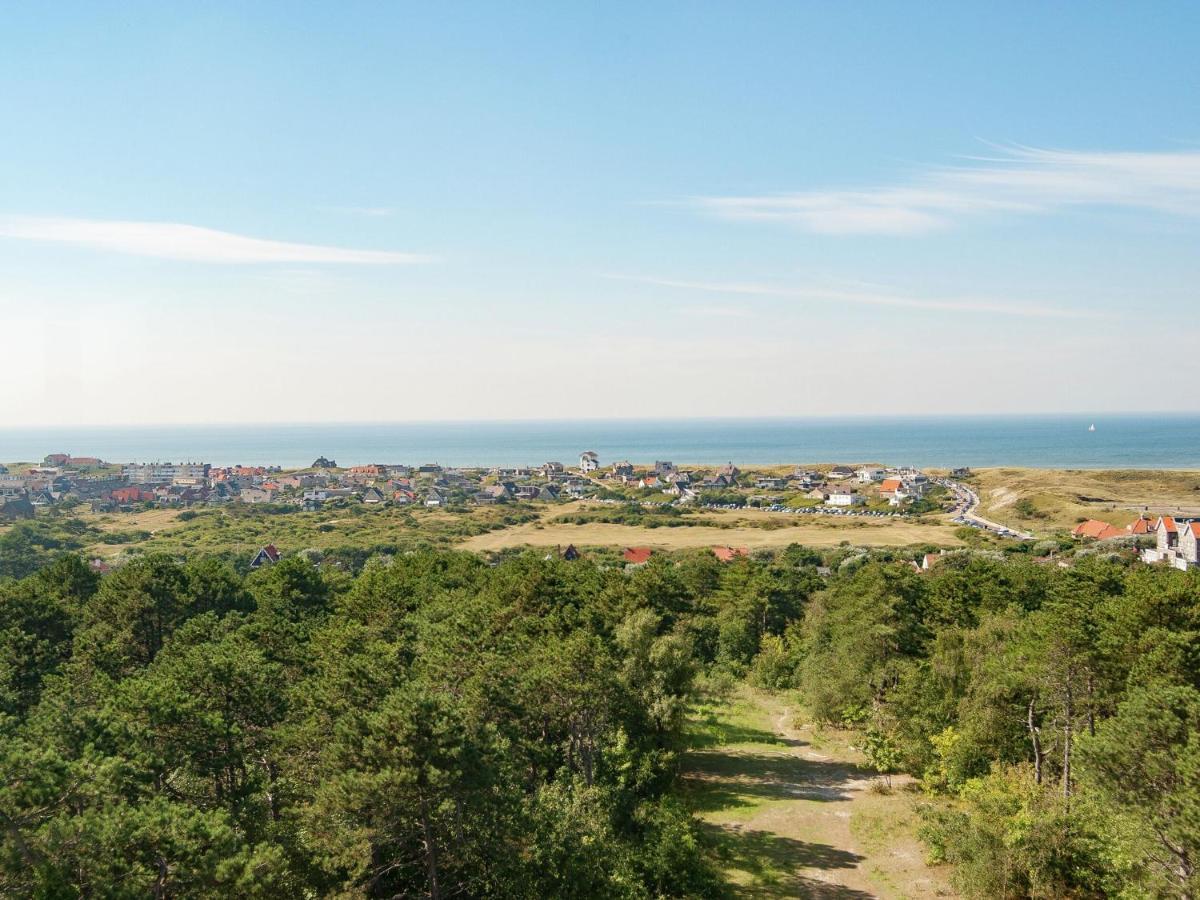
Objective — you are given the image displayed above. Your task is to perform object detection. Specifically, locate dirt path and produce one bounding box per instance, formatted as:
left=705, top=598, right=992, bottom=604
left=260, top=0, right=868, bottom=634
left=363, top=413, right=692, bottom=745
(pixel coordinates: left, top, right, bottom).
left=682, top=688, right=956, bottom=899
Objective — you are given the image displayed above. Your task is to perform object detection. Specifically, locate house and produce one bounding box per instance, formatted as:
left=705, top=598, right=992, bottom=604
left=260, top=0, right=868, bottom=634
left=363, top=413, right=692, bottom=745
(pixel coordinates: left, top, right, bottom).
left=349, top=464, right=387, bottom=476
left=240, top=487, right=277, bottom=504
left=1144, top=518, right=1198, bottom=569
left=856, top=466, right=885, bottom=483
left=611, top=461, right=635, bottom=479
left=561, top=544, right=581, bottom=561
left=638, top=475, right=661, bottom=489
left=654, top=461, right=676, bottom=475
left=392, top=489, right=416, bottom=505
left=711, top=546, right=748, bottom=563
left=623, top=546, right=653, bottom=566
left=360, top=486, right=386, bottom=504
left=718, top=462, right=740, bottom=480
left=890, top=481, right=927, bottom=507
left=826, top=487, right=865, bottom=507
left=1178, top=522, right=1200, bottom=568
left=424, top=489, right=446, bottom=507
left=482, top=484, right=512, bottom=502
left=879, top=478, right=904, bottom=499
left=579, top=451, right=600, bottom=473
left=951, top=467, right=972, bottom=478
left=541, top=462, right=565, bottom=477
left=536, top=485, right=561, bottom=501
left=110, top=486, right=155, bottom=504
left=1154, top=516, right=1179, bottom=552
left=1072, top=519, right=1124, bottom=541
left=662, top=482, right=696, bottom=501
left=829, top=465, right=855, bottom=480
left=1126, top=516, right=1152, bottom=535
left=249, top=544, right=281, bottom=569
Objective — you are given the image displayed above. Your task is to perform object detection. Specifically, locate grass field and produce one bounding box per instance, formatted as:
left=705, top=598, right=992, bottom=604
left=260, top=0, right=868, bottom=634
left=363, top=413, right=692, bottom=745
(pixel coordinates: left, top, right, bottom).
left=460, top=506, right=963, bottom=553
left=681, top=686, right=956, bottom=898
left=969, top=467, right=1200, bottom=533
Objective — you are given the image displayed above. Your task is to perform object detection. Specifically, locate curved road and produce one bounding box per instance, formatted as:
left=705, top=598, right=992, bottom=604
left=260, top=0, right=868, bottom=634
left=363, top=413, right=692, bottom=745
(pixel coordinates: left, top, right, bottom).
left=938, top=478, right=1034, bottom=540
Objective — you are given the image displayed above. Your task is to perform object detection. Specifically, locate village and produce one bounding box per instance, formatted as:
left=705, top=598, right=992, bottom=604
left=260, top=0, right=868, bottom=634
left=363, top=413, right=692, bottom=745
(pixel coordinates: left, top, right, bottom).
left=3, top=451, right=1198, bottom=571
left=0, top=451, right=952, bottom=517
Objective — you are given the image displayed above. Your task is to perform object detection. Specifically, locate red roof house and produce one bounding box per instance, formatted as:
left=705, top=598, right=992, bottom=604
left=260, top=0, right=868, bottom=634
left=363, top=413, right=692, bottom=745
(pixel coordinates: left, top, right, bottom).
left=623, top=547, right=653, bottom=565
left=1072, top=519, right=1123, bottom=540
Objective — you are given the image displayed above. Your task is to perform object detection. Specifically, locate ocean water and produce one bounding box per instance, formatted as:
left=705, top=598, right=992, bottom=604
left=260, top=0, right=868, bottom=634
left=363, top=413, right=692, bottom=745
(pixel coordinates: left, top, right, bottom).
left=2, top=415, right=1198, bottom=470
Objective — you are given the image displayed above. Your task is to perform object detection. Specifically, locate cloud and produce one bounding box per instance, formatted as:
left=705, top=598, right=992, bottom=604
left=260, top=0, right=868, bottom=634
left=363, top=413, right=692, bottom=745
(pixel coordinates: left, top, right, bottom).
left=696, top=146, right=1200, bottom=235
left=609, top=274, right=1103, bottom=320
left=0, top=215, right=433, bottom=264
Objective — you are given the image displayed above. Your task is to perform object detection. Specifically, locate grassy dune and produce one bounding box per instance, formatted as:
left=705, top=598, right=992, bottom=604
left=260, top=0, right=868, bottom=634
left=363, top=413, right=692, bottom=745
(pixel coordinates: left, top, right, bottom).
left=970, top=467, right=1200, bottom=532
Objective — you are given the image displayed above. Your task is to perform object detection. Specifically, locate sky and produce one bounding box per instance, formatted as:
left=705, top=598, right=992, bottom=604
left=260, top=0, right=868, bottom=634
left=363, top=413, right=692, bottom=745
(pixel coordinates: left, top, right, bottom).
left=2, top=2, right=1199, bottom=426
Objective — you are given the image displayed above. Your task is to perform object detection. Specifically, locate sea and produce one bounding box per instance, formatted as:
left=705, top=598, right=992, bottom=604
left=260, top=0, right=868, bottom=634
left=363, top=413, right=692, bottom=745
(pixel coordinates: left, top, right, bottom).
left=2, top=415, right=1199, bottom=470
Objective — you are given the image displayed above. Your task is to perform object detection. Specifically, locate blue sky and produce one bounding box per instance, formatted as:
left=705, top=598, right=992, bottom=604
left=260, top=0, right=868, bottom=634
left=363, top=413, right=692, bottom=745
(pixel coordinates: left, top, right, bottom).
left=2, top=3, right=1198, bottom=425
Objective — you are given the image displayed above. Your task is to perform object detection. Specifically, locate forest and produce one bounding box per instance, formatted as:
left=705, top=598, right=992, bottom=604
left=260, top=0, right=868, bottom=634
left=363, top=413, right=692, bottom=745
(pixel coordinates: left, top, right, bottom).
left=0, top=528, right=1197, bottom=898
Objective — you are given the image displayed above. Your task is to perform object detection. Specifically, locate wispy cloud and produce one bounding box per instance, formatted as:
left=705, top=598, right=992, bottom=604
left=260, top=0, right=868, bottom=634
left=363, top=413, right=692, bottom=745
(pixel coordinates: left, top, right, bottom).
left=696, top=146, right=1200, bottom=235
left=0, top=215, right=433, bottom=264
left=609, top=273, right=1103, bottom=320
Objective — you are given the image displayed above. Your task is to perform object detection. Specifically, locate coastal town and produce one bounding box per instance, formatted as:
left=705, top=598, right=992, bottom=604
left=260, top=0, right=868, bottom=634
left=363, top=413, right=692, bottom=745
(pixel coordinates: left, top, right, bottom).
left=1, top=451, right=954, bottom=518
left=3, top=450, right=1197, bottom=570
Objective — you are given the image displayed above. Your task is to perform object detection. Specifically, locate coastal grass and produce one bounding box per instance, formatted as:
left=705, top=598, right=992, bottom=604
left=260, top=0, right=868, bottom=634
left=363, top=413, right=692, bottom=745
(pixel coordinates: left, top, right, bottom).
left=76, top=503, right=542, bottom=560
left=970, top=467, right=1200, bottom=533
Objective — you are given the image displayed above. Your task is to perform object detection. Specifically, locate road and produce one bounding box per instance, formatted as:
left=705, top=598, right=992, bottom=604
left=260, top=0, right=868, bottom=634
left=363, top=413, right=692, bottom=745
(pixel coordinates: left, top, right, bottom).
left=938, top=479, right=1034, bottom=540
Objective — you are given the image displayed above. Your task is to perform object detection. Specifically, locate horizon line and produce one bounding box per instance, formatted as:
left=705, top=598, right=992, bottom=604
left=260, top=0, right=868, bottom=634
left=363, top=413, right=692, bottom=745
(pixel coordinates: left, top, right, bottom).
left=4, top=410, right=1200, bottom=430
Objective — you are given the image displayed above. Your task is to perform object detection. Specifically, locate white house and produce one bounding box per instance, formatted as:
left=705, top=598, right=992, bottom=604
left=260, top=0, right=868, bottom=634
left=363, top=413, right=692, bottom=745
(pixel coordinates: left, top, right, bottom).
left=825, top=487, right=864, bottom=507
left=856, top=466, right=885, bottom=483
left=579, top=451, right=599, bottom=473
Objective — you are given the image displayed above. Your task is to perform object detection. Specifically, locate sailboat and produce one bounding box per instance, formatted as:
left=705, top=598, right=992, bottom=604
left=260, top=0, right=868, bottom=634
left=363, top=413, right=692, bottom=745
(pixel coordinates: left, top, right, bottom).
left=1088, top=423, right=1096, bottom=432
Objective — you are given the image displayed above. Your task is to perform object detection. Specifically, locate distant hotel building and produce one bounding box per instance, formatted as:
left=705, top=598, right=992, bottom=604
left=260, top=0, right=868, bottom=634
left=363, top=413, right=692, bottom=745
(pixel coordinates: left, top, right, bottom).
left=122, top=462, right=211, bottom=486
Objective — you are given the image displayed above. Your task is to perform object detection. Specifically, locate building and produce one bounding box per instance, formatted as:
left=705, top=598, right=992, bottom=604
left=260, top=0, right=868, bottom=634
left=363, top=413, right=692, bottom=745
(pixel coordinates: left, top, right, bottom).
left=623, top=546, right=653, bottom=566
left=826, top=487, right=864, bottom=507
left=1143, top=516, right=1196, bottom=569
left=611, top=461, right=635, bottom=479
left=123, top=462, right=210, bottom=485
left=856, top=466, right=885, bottom=483
left=579, top=451, right=600, bottom=473
left=249, top=544, right=281, bottom=569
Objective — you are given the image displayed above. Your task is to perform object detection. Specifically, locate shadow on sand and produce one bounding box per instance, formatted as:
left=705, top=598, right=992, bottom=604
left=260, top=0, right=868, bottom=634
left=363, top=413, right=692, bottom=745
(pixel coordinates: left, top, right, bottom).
left=702, top=821, right=875, bottom=899
left=682, top=750, right=875, bottom=809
